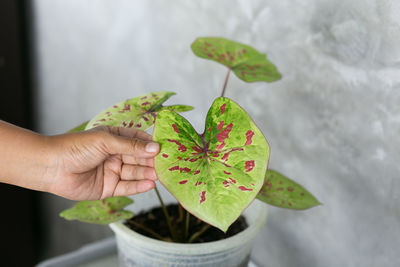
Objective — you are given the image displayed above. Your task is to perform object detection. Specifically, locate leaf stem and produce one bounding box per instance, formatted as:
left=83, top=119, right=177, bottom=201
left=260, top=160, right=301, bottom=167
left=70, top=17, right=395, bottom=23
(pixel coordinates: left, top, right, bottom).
left=220, top=69, right=231, bottom=97
left=184, top=210, right=190, bottom=241
left=128, top=220, right=169, bottom=242
left=188, top=224, right=211, bottom=243
left=154, top=186, right=178, bottom=241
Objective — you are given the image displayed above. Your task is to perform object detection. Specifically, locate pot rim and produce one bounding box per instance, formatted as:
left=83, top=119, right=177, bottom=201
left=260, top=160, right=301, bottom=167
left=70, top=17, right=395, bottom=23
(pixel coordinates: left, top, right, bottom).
left=109, top=199, right=267, bottom=254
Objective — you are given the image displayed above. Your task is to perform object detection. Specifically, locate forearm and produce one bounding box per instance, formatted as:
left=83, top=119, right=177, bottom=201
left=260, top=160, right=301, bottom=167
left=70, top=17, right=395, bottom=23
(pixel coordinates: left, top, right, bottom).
left=0, top=120, right=52, bottom=192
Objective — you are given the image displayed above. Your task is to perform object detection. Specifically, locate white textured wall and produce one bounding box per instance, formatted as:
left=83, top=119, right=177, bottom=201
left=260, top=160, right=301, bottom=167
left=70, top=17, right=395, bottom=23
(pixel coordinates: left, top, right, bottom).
left=33, top=0, right=400, bottom=266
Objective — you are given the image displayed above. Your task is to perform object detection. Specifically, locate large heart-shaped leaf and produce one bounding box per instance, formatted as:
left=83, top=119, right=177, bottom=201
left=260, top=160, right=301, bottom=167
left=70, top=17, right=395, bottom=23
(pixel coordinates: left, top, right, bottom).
left=85, top=91, right=193, bottom=131
left=153, top=97, right=270, bottom=232
left=257, top=170, right=320, bottom=210
left=59, top=197, right=134, bottom=224
left=191, top=37, right=282, bottom=83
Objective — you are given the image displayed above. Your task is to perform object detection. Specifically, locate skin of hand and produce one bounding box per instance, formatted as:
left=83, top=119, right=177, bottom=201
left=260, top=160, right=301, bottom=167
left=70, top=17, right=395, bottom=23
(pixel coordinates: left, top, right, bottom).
left=0, top=121, right=160, bottom=200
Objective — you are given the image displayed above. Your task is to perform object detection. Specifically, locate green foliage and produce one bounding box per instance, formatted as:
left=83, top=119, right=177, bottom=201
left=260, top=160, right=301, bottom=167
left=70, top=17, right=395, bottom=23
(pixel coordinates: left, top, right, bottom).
left=191, top=37, right=282, bottom=83
left=153, top=97, right=270, bottom=232
left=68, top=121, right=89, bottom=133
left=85, top=91, right=193, bottom=131
left=257, top=170, right=321, bottom=210
left=59, top=197, right=134, bottom=224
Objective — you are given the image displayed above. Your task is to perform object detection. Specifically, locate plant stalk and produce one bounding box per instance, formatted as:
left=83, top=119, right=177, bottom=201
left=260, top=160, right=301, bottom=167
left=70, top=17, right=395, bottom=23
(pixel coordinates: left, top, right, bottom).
left=129, top=220, right=169, bottom=242
left=220, top=69, right=231, bottom=97
left=154, top=186, right=178, bottom=241
left=184, top=210, right=190, bottom=241
left=188, top=224, right=211, bottom=243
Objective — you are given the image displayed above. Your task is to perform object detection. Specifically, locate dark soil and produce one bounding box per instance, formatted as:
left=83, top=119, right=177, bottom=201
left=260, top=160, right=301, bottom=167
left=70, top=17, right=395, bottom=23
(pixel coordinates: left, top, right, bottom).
left=125, top=204, right=248, bottom=243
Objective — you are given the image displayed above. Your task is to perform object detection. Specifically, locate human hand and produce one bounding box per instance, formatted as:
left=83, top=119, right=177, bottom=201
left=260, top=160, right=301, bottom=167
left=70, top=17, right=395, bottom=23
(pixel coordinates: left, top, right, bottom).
left=44, top=126, right=160, bottom=200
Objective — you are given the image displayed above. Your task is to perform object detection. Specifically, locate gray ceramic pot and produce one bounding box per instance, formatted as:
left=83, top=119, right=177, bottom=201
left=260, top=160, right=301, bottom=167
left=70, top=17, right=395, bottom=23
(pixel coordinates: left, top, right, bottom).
left=110, top=200, right=267, bottom=267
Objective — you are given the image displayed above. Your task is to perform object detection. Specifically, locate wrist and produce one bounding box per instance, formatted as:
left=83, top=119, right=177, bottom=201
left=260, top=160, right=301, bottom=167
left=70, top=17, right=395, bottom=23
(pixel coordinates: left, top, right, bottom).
left=0, top=121, right=54, bottom=193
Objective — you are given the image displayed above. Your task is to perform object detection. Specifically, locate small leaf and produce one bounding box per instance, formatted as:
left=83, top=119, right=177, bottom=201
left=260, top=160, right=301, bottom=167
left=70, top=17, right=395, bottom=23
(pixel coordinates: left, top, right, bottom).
left=154, top=97, right=270, bottom=232
left=59, top=197, right=134, bottom=224
left=191, top=37, right=282, bottom=83
left=257, top=170, right=321, bottom=210
left=68, top=121, right=89, bottom=133
left=85, top=91, right=193, bottom=131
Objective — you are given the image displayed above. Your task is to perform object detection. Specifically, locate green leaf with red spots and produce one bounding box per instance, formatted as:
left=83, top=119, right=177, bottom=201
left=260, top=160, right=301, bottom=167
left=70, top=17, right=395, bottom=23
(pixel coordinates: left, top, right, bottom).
left=191, top=37, right=282, bottom=83
left=153, top=97, right=270, bottom=232
left=257, top=170, right=321, bottom=210
left=85, top=91, right=193, bottom=131
left=68, top=121, right=89, bottom=133
left=59, top=197, right=134, bottom=224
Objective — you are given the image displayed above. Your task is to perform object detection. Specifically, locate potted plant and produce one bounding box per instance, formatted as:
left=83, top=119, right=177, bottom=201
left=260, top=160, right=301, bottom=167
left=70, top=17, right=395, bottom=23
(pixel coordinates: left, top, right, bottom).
left=60, top=37, right=320, bottom=267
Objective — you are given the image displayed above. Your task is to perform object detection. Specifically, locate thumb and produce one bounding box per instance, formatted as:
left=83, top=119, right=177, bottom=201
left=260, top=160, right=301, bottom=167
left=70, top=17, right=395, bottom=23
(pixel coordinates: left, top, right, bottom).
left=102, top=132, right=160, bottom=157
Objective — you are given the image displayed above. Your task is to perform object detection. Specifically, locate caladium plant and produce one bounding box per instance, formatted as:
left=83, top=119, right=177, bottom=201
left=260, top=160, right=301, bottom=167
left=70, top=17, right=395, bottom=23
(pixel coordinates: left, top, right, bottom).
left=153, top=97, right=269, bottom=231
left=61, top=37, right=319, bottom=242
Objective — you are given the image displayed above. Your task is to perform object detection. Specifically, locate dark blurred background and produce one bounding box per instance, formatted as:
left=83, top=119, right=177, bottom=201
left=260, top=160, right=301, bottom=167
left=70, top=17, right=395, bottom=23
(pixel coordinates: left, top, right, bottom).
left=0, top=0, right=40, bottom=266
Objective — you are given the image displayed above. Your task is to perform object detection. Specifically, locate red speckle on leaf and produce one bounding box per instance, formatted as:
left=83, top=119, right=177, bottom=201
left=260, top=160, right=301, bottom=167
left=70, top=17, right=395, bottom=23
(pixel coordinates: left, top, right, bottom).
left=221, top=53, right=226, bottom=58
left=167, top=139, right=187, bottom=152
left=99, top=118, right=106, bottom=122
left=244, top=160, right=255, bottom=172
left=265, top=180, right=273, bottom=190
left=180, top=167, right=191, bottom=173
left=204, top=41, right=212, bottom=47
left=141, top=102, right=150, bottom=106
left=230, top=56, right=235, bottom=61
left=142, top=116, right=149, bottom=122
left=200, top=191, right=206, bottom=204
left=221, top=148, right=244, bottom=161
left=128, top=121, right=134, bottom=128
left=216, top=123, right=233, bottom=150
left=216, top=142, right=226, bottom=150
left=287, top=187, right=294, bottom=192
left=179, top=180, right=188, bottom=184
left=220, top=103, right=226, bottom=114
left=189, top=157, right=202, bottom=162
left=192, top=146, right=202, bottom=153
left=223, top=171, right=231, bottom=175
left=207, top=54, right=214, bottom=58
left=211, top=153, right=220, bottom=157
left=140, top=96, right=147, bottom=100
left=245, top=130, right=255, bottom=146
left=122, top=104, right=131, bottom=112
left=172, top=124, right=180, bottom=133
left=113, top=105, right=118, bottom=108
left=217, top=121, right=224, bottom=130
left=229, top=178, right=237, bottom=184
left=276, top=187, right=284, bottom=191
left=300, top=193, right=305, bottom=196
left=288, top=202, right=293, bottom=207
left=278, top=181, right=283, bottom=184
left=223, top=180, right=230, bottom=187
left=122, top=121, right=127, bottom=127
left=93, top=123, right=99, bottom=127
left=194, top=170, right=200, bottom=175
left=169, top=166, right=180, bottom=171
left=242, top=49, right=247, bottom=53
left=177, top=156, right=183, bottom=160
left=238, top=186, right=253, bottom=191
left=251, top=183, right=255, bottom=186
left=162, top=153, right=169, bottom=158
left=136, top=123, right=142, bottom=128
left=208, top=127, right=212, bottom=132
left=195, top=181, right=202, bottom=186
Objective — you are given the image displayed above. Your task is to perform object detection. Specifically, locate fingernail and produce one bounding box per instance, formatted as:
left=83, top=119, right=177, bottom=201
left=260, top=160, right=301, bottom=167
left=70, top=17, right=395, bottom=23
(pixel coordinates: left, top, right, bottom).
left=146, top=142, right=160, bottom=153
